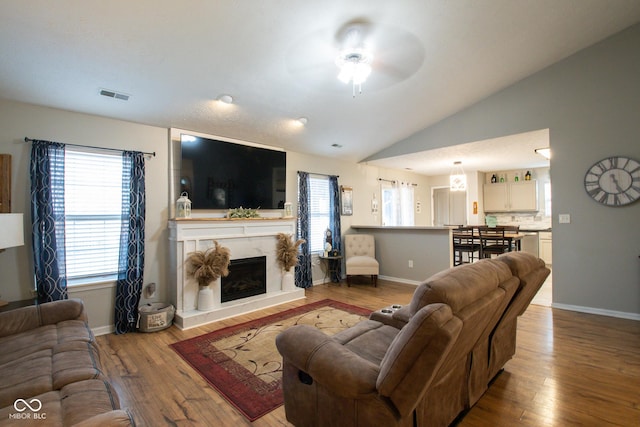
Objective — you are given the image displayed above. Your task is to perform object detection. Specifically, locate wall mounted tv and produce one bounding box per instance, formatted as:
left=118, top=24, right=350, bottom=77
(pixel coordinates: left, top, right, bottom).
left=180, top=134, right=286, bottom=210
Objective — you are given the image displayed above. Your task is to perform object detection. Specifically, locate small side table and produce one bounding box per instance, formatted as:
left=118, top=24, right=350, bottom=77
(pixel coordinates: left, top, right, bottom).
left=319, top=255, right=343, bottom=284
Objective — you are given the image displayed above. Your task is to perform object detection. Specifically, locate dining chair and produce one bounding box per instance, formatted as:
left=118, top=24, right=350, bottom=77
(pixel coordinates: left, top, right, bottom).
left=452, top=226, right=482, bottom=266
left=479, top=226, right=511, bottom=258
left=503, top=225, right=520, bottom=251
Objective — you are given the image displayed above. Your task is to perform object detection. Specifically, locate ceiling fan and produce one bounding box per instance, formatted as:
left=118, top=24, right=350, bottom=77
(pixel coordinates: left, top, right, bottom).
left=285, top=19, right=425, bottom=95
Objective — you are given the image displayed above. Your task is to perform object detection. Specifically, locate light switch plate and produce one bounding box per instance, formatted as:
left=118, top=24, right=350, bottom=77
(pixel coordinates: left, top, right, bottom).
left=559, top=214, right=571, bottom=224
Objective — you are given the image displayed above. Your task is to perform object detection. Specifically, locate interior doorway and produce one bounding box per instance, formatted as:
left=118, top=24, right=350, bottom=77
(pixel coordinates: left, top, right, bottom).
left=433, top=187, right=467, bottom=226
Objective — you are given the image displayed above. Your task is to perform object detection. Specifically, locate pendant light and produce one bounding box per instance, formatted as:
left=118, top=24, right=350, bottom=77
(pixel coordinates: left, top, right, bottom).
left=450, top=161, right=467, bottom=192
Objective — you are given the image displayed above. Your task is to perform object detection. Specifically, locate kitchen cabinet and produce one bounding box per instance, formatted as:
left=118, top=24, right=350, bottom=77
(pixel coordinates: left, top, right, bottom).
left=483, top=180, right=538, bottom=212
left=539, top=231, right=552, bottom=265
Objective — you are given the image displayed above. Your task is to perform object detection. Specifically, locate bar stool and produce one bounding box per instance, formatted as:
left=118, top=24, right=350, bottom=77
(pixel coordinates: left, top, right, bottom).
left=479, top=226, right=511, bottom=259
left=453, top=226, right=481, bottom=266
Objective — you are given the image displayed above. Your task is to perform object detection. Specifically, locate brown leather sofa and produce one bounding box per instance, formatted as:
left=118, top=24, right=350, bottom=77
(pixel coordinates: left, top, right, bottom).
left=468, top=251, right=551, bottom=405
left=276, top=252, right=549, bottom=427
left=0, top=299, right=133, bottom=426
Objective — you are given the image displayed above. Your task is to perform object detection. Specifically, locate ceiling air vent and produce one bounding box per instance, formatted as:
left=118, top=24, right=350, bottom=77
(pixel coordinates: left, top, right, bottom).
left=100, top=88, right=130, bottom=101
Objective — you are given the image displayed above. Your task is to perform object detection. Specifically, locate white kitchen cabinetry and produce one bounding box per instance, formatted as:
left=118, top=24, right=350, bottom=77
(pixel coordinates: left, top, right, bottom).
left=539, top=231, right=552, bottom=265
left=483, top=180, right=538, bottom=212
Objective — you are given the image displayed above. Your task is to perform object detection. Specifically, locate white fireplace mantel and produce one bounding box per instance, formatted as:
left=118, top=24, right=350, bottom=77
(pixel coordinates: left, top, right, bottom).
left=168, top=217, right=305, bottom=329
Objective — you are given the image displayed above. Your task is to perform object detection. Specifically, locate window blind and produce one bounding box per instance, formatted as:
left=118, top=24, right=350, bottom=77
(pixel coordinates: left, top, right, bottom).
left=64, top=149, right=123, bottom=281
left=309, top=176, right=330, bottom=253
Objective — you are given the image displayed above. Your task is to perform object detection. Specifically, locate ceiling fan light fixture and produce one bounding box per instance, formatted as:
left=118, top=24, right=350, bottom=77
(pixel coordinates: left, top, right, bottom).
left=336, top=49, right=373, bottom=96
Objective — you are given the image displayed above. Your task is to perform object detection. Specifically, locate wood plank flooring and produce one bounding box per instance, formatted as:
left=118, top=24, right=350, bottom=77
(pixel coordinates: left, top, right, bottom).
left=95, top=279, right=640, bottom=426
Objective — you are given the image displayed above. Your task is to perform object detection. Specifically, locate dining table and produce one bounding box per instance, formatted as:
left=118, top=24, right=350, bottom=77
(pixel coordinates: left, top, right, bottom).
left=451, top=226, right=525, bottom=259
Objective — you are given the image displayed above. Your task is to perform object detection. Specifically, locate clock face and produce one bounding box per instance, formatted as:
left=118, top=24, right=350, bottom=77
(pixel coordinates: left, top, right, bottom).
left=584, top=156, right=640, bottom=206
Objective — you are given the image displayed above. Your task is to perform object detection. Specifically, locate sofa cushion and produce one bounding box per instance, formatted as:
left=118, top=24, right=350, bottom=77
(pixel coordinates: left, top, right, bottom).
left=0, top=320, right=94, bottom=366
left=332, top=320, right=398, bottom=365
left=0, top=349, right=53, bottom=409
left=0, top=325, right=58, bottom=365
left=0, top=323, right=102, bottom=408
left=0, top=379, right=129, bottom=427
left=52, top=341, right=103, bottom=390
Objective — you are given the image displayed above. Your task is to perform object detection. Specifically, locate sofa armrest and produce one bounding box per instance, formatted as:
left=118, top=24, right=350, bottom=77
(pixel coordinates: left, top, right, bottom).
left=276, top=324, right=379, bottom=398
left=369, top=305, right=411, bottom=329
left=39, top=298, right=88, bottom=324
left=0, top=298, right=87, bottom=338
left=71, top=410, right=135, bottom=427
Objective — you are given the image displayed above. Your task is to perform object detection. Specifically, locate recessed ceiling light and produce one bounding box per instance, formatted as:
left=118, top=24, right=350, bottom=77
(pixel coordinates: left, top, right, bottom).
left=217, top=94, right=233, bottom=104
left=297, top=117, right=308, bottom=126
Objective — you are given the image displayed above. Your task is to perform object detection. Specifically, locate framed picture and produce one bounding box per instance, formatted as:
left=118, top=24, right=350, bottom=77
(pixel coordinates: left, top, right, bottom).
left=340, top=185, right=353, bottom=215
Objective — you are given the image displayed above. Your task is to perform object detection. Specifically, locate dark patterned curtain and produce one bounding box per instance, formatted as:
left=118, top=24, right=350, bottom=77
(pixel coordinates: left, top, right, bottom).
left=30, top=140, right=68, bottom=302
left=295, top=171, right=313, bottom=288
left=328, top=175, right=342, bottom=282
left=114, top=151, right=146, bottom=334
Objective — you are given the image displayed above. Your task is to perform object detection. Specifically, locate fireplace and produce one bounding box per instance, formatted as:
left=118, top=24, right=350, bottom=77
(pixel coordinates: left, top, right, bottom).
left=169, top=217, right=305, bottom=329
left=221, top=256, right=267, bottom=303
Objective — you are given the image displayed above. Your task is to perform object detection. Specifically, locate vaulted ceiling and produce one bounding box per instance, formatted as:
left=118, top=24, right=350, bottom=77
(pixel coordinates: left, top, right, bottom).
left=1, top=1, right=639, bottom=175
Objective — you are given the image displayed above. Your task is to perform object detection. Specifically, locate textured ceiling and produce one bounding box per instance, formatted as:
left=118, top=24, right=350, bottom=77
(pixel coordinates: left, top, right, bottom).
left=1, top=1, right=639, bottom=174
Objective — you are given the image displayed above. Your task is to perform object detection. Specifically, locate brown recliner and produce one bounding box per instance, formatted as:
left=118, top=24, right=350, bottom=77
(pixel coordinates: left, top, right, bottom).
left=276, top=303, right=462, bottom=427
left=467, top=251, right=551, bottom=405
left=395, top=258, right=519, bottom=427
left=277, top=257, right=521, bottom=427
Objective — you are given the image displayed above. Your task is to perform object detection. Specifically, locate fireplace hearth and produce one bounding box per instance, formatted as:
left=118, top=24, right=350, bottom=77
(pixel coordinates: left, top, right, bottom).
left=221, top=256, right=267, bottom=303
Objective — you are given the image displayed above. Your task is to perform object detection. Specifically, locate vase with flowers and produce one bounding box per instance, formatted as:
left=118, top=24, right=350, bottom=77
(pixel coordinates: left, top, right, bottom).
left=186, top=240, right=231, bottom=311
left=275, top=233, right=305, bottom=291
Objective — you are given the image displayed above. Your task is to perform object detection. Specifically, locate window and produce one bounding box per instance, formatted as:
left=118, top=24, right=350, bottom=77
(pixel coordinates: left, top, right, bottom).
left=381, top=181, right=415, bottom=226
left=64, top=149, right=124, bottom=282
left=308, top=175, right=331, bottom=253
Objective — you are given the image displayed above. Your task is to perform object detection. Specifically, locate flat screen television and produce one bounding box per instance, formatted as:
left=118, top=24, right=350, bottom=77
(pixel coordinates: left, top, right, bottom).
left=179, top=134, right=286, bottom=210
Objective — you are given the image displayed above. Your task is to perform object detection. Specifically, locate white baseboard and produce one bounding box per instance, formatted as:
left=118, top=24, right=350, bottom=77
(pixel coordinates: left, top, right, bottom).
left=313, top=275, right=421, bottom=287
left=92, top=325, right=115, bottom=336
left=551, top=303, right=640, bottom=321
left=378, top=275, right=421, bottom=287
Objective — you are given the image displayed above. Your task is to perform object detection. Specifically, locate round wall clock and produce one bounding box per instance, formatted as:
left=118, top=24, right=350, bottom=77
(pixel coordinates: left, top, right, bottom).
left=584, top=156, right=640, bottom=206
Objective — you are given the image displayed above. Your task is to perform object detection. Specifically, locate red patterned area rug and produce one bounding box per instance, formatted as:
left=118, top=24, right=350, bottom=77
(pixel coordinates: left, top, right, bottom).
left=170, top=299, right=370, bottom=421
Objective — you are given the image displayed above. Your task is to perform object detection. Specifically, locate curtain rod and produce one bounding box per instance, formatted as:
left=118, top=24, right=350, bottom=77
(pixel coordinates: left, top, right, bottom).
left=24, top=137, right=156, bottom=158
left=297, top=170, right=339, bottom=178
left=378, top=178, right=418, bottom=186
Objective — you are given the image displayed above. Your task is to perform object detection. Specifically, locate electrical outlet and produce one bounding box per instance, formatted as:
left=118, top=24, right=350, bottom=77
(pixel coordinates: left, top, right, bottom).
left=559, top=214, right=571, bottom=224
left=408, top=260, right=414, bottom=268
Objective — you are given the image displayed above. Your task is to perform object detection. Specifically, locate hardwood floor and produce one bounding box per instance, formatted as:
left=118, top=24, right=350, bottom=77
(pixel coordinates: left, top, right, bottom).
left=96, top=279, right=640, bottom=426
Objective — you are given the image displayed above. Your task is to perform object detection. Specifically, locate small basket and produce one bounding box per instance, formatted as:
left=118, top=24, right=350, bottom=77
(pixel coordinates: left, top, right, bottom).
left=138, top=303, right=175, bottom=333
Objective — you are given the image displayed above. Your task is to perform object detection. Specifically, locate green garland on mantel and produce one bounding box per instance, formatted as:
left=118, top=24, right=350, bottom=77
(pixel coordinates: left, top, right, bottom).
left=227, top=207, right=260, bottom=219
